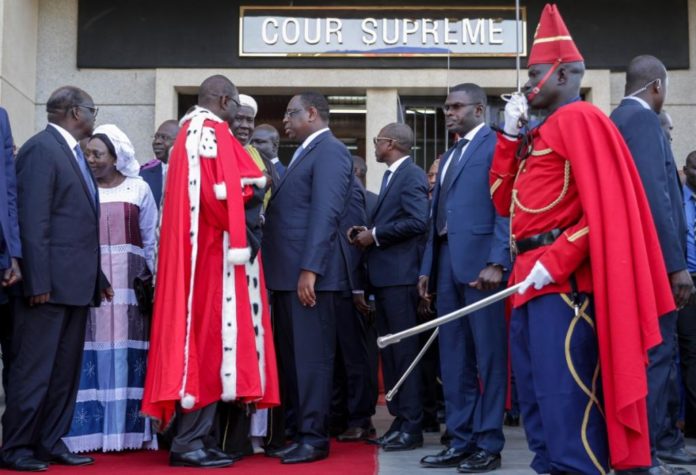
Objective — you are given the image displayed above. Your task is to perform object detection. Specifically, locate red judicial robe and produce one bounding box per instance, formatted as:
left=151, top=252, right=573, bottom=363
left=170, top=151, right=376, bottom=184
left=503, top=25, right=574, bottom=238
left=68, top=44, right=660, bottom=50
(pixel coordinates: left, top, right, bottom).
left=142, top=107, right=279, bottom=428
left=490, top=101, right=674, bottom=469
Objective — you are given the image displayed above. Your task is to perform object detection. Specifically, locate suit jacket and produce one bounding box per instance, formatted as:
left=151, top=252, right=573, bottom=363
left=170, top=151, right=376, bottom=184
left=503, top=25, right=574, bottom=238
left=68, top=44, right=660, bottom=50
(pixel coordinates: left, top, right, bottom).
left=273, top=160, right=286, bottom=179
left=262, top=130, right=353, bottom=291
left=140, top=159, right=164, bottom=208
left=338, top=176, right=368, bottom=292
left=611, top=99, right=687, bottom=274
left=15, top=125, right=108, bottom=306
left=367, top=158, right=429, bottom=288
left=421, top=124, right=510, bottom=285
left=365, top=190, right=379, bottom=220
left=0, top=107, right=20, bottom=270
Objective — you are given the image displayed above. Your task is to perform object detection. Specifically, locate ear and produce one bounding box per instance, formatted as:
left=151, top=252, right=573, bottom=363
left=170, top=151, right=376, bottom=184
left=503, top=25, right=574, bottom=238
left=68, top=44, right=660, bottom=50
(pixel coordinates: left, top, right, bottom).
left=306, top=106, right=318, bottom=122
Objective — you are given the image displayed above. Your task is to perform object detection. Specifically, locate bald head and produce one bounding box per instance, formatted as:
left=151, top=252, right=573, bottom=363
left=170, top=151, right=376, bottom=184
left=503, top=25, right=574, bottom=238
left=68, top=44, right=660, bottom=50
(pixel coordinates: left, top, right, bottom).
left=379, top=123, right=413, bottom=153
left=197, top=75, right=239, bottom=122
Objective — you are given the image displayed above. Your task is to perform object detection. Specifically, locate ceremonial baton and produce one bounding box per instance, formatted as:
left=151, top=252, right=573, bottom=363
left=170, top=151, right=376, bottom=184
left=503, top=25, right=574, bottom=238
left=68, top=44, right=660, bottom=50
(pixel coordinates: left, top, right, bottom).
left=377, top=283, right=523, bottom=349
left=501, top=0, right=524, bottom=103
left=385, top=328, right=439, bottom=402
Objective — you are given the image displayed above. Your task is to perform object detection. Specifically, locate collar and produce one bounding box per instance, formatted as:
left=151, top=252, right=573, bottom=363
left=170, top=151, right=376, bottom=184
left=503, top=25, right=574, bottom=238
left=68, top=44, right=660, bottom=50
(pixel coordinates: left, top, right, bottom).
left=685, top=182, right=696, bottom=200
left=462, top=122, right=485, bottom=142
left=271, top=157, right=280, bottom=164
left=623, top=96, right=652, bottom=111
left=386, top=155, right=410, bottom=174
left=301, top=127, right=330, bottom=149
left=48, top=122, right=78, bottom=152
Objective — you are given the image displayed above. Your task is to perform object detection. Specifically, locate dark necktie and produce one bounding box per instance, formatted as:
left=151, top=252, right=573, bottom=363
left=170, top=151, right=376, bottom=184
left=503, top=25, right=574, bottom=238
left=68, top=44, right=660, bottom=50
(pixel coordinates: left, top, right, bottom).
left=436, top=138, right=469, bottom=236
left=379, top=170, right=392, bottom=196
left=74, top=145, right=97, bottom=206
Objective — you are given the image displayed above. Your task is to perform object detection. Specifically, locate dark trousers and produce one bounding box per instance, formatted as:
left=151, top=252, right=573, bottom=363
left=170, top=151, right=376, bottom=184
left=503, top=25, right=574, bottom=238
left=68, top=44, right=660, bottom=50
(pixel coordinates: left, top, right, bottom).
left=1, top=300, right=88, bottom=462
left=648, top=311, right=685, bottom=457
left=273, top=291, right=336, bottom=449
left=678, top=301, right=696, bottom=437
left=436, top=242, right=506, bottom=454
left=375, top=285, right=423, bottom=434
left=333, top=291, right=373, bottom=429
left=419, top=329, right=442, bottom=428
left=172, top=402, right=217, bottom=453
left=511, top=293, right=609, bottom=475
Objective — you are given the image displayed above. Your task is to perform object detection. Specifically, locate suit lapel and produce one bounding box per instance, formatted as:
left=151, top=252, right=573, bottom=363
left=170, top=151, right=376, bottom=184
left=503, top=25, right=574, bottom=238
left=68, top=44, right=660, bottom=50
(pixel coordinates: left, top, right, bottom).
left=46, top=126, right=98, bottom=214
left=371, top=158, right=411, bottom=221
left=446, top=125, right=489, bottom=192
left=271, top=130, right=330, bottom=199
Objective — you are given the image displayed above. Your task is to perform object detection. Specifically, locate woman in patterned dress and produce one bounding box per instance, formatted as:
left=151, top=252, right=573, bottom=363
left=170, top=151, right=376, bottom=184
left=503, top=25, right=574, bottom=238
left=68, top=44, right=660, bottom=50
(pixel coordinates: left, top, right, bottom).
left=63, top=124, right=158, bottom=452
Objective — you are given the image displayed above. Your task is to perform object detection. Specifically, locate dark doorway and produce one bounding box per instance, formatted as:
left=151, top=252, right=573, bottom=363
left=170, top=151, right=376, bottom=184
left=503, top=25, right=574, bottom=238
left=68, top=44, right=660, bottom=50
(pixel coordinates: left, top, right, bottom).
left=178, top=93, right=366, bottom=166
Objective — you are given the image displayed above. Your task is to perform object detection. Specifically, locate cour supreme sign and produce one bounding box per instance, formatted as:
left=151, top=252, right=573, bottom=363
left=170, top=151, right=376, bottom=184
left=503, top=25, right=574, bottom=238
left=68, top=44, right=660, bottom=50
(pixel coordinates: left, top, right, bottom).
left=239, top=6, right=527, bottom=57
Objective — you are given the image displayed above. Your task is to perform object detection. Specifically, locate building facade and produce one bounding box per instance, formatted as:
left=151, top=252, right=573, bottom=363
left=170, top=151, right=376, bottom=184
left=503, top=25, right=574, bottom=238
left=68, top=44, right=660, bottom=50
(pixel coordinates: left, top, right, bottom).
left=0, top=0, right=694, bottom=191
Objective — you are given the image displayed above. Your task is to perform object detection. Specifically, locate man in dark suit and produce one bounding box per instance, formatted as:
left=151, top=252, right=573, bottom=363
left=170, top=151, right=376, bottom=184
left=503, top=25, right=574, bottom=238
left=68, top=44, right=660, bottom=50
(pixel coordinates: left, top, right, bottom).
left=251, top=124, right=285, bottom=179
left=331, top=175, right=375, bottom=442
left=611, top=55, right=696, bottom=472
left=140, top=119, right=179, bottom=207
left=352, top=155, right=378, bottom=216
left=0, top=106, right=22, bottom=391
left=262, top=92, right=352, bottom=464
left=1, top=86, right=112, bottom=472
left=350, top=122, right=429, bottom=452
left=418, top=83, right=510, bottom=473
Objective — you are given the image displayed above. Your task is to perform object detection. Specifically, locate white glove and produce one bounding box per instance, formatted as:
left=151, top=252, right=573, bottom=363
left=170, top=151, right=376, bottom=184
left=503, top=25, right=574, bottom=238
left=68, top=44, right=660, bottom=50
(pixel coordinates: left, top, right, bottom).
left=518, top=260, right=554, bottom=294
left=503, top=93, right=529, bottom=138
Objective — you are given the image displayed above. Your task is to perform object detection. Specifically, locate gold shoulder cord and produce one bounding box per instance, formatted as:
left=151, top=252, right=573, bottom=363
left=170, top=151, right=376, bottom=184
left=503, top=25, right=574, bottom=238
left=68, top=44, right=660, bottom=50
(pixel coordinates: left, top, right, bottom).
left=512, top=160, right=571, bottom=214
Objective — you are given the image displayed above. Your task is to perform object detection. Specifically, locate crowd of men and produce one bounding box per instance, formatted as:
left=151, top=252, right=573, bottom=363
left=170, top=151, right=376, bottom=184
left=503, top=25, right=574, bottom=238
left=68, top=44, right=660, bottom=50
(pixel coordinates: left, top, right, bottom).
left=0, top=3, right=695, bottom=474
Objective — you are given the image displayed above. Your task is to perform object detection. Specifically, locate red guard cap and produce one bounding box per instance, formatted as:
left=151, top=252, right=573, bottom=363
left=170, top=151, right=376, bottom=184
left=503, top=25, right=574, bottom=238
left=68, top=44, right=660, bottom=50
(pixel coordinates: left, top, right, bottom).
left=528, top=4, right=584, bottom=66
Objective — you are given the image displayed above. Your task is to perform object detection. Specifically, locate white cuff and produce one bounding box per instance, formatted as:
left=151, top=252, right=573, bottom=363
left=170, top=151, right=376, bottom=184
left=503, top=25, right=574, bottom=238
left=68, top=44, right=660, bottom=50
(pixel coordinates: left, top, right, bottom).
left=372, top=227, right=380, bottom=247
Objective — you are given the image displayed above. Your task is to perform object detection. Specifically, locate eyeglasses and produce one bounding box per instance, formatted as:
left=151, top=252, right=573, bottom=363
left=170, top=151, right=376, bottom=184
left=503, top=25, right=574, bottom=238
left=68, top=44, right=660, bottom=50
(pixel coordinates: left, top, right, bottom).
left=229, top=96, right=241, bottom=108
left=441, top=102, right=482, bottom=113
left=373, top=137, right=395, bottom=146
left=76, top=104, right=99, bottom=118
left=284, top=108, right=305, bottom=119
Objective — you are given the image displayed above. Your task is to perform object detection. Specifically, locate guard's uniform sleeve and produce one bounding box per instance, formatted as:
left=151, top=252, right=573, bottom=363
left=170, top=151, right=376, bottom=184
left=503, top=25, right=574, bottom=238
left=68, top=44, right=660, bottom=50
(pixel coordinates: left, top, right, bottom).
left=537, top=215, right=589, bottom=285
left=489, top=134, right=520, bottom=217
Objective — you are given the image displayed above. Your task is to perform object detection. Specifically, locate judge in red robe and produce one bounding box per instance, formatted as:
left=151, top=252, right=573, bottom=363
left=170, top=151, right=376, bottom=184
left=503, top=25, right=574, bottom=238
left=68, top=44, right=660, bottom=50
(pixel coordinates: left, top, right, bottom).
left=142, top=75, right=279, bottom=468
left=489, top=5, right=673, bottom=473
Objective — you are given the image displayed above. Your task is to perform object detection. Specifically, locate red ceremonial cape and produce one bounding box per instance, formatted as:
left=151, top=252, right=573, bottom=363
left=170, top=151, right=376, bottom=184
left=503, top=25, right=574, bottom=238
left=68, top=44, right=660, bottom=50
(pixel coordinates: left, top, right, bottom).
left=540, top=101, right=674, bottom=469
left=142, top=110, right=279, bottom=427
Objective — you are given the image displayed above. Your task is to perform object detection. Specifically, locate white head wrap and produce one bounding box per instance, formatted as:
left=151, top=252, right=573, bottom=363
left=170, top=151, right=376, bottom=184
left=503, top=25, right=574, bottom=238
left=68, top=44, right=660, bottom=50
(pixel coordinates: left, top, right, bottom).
left=92, top=124, right=140, bottom=178
left=238, top=94, right=258, bottom=116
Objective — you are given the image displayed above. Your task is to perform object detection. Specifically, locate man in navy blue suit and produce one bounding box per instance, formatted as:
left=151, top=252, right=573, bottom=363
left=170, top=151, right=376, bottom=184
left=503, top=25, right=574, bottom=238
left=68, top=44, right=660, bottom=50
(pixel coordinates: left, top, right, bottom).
left=262, top=92, right=352, bottom=464
left=350, top=122, right=429, bottom=452
left=1, top=86, right=112, bottom=472
left=611, top=55, right=696, bottom=472
left=0, top=106, right=22, bottom=391
left=418, top=83, right=510, bottom=473
left=140, top=119, right=179, bottom=208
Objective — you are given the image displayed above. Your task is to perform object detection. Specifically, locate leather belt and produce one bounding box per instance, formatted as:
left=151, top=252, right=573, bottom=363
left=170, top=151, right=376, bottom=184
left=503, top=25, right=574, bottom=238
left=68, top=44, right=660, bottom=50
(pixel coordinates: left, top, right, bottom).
left=512, top=228, right=564, bottom=256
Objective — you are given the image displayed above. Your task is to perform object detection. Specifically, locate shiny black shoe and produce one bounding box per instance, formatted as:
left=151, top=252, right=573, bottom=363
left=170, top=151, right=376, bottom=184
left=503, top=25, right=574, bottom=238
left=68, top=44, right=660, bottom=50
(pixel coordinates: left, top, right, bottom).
left=336, top=426, right=370, bottom=442
left=382, top=432, right=423, bottom=452
left=266, top=442, right=299, bottom=459
left=457, top=450, right=501, bottom=473
left=616, top=463, right=690, bottom=475
left=207, top=447, right=242, bottom=462
left=50, top=453, right=94, bottom=466
left=280, top=443, right=328, bottom=464
left=169, top=449, right=234, bottom=468
left=503, top=412, right=520, bottom=427
left=657, top=447, right=696, bottom=465
left=421, top=447, right=475, bottom=468
left=366, top=430, right=400, bottom=446
left=2, top=457, right=49, bottom=472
